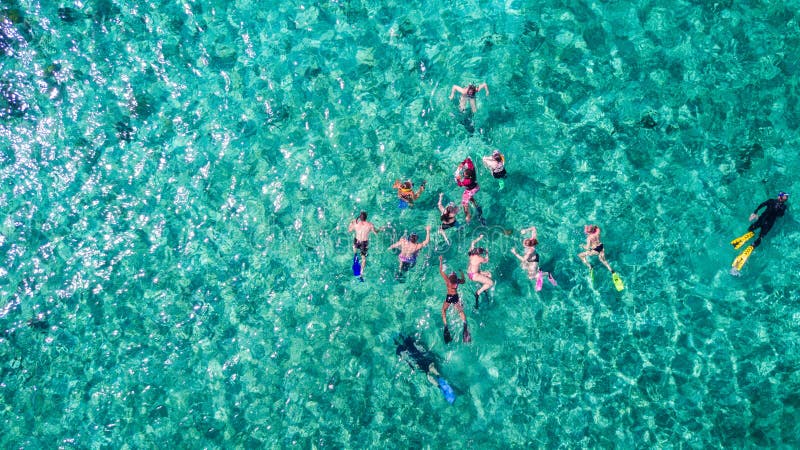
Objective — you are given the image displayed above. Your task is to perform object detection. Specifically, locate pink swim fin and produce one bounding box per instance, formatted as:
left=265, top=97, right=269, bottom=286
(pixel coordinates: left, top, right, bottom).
left=535, top=271, right=543, bottom=291
left=548, top=273, right=557, bottom=286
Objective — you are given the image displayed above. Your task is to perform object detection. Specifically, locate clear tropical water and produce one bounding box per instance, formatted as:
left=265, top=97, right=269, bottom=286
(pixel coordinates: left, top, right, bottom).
left=1, top=0, right=799, bottom=447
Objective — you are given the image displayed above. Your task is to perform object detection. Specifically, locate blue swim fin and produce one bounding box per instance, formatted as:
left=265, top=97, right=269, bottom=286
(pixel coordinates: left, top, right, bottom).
left=437, top=378, right=456, bottom=404
left=352, top=253, right=361, bottom=277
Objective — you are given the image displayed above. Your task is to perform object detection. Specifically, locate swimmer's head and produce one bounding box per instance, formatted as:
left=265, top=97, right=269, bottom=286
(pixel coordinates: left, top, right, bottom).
left=778, top=192, right=789, bottom=201
left=402, top=181, right=412, bottom=189
left=467, top=84, right=477, bottom=95
left=446, top=204, right=458, bottom=214
left=469, top=247, right=487, bottom=256
left=358, top=211, right=367, bottom=221
left=448, top=272, right=463, bottom=284
left=463, top=168, right=475, bottom=178
left=523, top=238, right=538, bottom=247
left=492, top=150, right=502, bottom=162
left=409, top=233, right=418, bottom=243
left=585, top=225, right=598, bottom=234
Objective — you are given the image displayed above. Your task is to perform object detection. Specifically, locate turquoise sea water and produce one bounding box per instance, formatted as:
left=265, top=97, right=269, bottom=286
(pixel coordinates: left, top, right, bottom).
left=2, top=0, right=799, bottom=447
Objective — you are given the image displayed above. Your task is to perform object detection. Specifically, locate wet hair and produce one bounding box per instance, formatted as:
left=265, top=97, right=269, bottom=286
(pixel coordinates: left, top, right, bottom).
left=409, top=233, right=418, bottom=243
left=358, top=211, right=367, bottom=221
left=402, top=181, right=412, bottom=189
left=467, top=84, right=477, bottom=95
left=441, top=205, right=457, bottom=221
left=493, top=153, right=503, bottom=162
left=523, top=238, right=538, bottom=247
left=448, top=272, right=465, bottom=284
left=463, top=168, right=475, bottom=179
left=468, top=247, right=486, bottom=256
left=585, top=225, right=598, bottom=233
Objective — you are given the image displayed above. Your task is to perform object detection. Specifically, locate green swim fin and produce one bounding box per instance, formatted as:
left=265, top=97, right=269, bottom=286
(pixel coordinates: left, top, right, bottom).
left=612, top=272, right=624, bottom=291
left=443, top=325, right=452, bottom=344
left=731, top=231, right=754, bottom=250
left=732, top=245, right=754, bottom=271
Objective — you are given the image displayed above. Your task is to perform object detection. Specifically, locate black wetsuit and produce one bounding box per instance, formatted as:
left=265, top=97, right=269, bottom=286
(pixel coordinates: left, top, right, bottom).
left=396, top=336, right=435, bottom=373
left=748, top=198, right=787, bottom=247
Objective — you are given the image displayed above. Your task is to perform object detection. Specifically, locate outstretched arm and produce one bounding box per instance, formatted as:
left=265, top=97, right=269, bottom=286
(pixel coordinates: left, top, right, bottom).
left=510, top=248, right=525, bottom=262
left=388, top=239, right=402, bottom=250
left=413, top=181, right=426, bottom=199
left=439, top=256, right=448, bottom=280
left=450, top=85, right=463, bottom=99
left=421, top=225, right=432, bottom=247
left=521, top=226, right=538, bottom=240
left=478, top=82, right=489, bottom=96
left=347, top=220, right=356, bottom=232
left=470, top=234, right=484, bottom=250
left=437, top=193, right=446, bottom=213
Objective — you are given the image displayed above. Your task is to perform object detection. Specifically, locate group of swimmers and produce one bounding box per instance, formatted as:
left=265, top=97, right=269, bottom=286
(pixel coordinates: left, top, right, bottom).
left=349, top=170, right=620, bottom=349
left=353, top=82, right=790, bottom=403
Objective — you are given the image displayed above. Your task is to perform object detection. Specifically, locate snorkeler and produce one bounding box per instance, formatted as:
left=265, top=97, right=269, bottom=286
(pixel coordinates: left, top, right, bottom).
left=439, top=256, right=470, bottom=344
left=394, top=333, right=456, bottom=404
left=388, top=225, right=431, bottom=274
left=578, top=224, right=624, bottom=290
left=467, top=234, right=494, bottom=308
left=578, top=224, right=614, bottom=273
left=481, top=150, right=507, bottom=189
left=437, top=193, right=460, bottom=245
left=455, top=157, right=482, bottom=223
left=392, top=179, right=426, bottom=209
left=347, top=211, right=379, bottom=279
left=510, top=226, right=556, bottom=291
left=730, top=191, right=789, bottom=272
left=449, top=82, right=489, bottom=113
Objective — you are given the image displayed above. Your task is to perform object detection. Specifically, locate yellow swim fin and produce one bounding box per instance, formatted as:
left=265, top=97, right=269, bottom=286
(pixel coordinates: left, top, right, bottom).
left=730, top=231, right=754, bottom=250
left=732, top=245, right=754, bottom=271
left=612, top=272, right=624, bottom=291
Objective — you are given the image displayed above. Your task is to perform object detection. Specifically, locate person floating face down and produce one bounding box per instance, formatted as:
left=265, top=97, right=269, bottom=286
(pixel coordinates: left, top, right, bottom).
left=388, top=225, right=431, bottom=274
left=466, top=234, right=494, bottom=308
left=449, top=82, right=489, bottom=113
left=437, top=193, right=460, bottom=245
left=578, top=224, right=615, bottom=274
left=392, top=179, right=426, bottom=209
left=730, top=192, right=789, bottom=272
left=455, top=157, right=480, bottom=223
left=747, top=192, right=789, bottom=248
left=394, top=334, right=456, bottom=404
left=481, top=150, right=506, bottom=179
left=348, top=211, right=378, bottom=278
left=439, top=256, right=470, bottom=344
left=510, top=226, right=556, bottom=290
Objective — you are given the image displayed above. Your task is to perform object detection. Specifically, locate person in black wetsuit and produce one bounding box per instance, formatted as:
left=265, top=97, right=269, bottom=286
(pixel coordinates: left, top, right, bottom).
left=395, top=334, right=438, bottom=381
left=747, top=192, right=789, bottom=246
left=730, top=192, right=788, bottom=272
left=394, top=333, right=457, bottom=404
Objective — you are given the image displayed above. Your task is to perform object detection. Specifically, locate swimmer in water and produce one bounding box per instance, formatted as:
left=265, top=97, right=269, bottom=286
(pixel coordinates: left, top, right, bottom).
left=450, top=82, right=489, bottom=113
left=392, top=179, right=426, bottom=208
